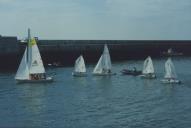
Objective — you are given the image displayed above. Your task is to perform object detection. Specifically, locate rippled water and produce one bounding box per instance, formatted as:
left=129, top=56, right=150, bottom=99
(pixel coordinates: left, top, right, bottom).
left=1, top=57, right=191, bottom=128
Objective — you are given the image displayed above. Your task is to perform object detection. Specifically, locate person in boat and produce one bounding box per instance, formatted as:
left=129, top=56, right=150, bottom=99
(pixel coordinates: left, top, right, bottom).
left=102, top=68, right=111, bottom=74
left=42, top=73, right=46, bottom=79
left=30, top=74, right=34, bottom=80
left=39, top=73, right=46, bottom=80
left=167, top=78, right=170, bottom=82
left=102, top=68, right=106, bottom=74
left=148, top=73, right=152, bottom=77
left=133, top=67, right=137, bottom=72
left=34, top=74, right=39, bottom=80
left=37, top=74, right=41, bottom=80
left=30, top=73, right=46, bottom=80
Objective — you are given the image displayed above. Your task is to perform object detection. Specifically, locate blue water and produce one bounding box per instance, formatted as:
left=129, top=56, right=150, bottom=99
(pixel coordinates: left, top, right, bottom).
left=1, top=57, right=191, bottom=128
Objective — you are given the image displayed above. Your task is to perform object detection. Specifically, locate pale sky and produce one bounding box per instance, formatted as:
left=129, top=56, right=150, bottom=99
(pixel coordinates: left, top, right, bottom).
left=0, top=0, right=191, bottom=40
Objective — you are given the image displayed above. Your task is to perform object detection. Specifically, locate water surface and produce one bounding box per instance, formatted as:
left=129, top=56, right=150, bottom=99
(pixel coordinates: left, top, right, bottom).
left=0, top=57, right=191, bottom=128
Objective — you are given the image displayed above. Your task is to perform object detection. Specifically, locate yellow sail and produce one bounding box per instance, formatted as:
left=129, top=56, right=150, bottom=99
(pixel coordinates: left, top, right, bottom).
left=29, top=38, right=37, bottom=47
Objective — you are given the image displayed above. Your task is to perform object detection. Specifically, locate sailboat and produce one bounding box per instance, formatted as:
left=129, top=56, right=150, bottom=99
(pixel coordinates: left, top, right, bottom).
left=140, top=56, right=156, bottom=79
left=161, top=58, right=181, bottom=84
left=15, top=29, right=53, bottom=83
left=92, top=44, right=116, bottom=76
left=72, top=55, right=87, bottom=77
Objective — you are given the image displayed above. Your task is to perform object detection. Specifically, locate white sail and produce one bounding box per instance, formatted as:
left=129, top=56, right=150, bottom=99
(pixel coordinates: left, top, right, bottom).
left=15, top=48, right=30, bottom=80
left=74, top=55, right=86, bottom=73
left=93, top=55, right=103, bottom=74
left=164, top=58, right=177, bottom=79
left=142, top=56, right=155, bottom=74
left=102, top=44, right=112, bottom=70
left=93, top=44, right=112, bottom=74
left=28, top=38, right=45, bottom=74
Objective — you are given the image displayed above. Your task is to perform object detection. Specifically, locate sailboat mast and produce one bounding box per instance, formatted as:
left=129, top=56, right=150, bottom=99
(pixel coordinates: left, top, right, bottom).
left=28, top=29, right=31, bottom=41
left=27, top=28, right=31, bottom=63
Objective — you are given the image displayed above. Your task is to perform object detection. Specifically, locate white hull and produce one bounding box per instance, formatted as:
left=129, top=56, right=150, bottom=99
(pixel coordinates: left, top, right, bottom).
left=72, top=72, right=87, bottom=77
left=92, top=72, right=116, bottom=76
left=161, top=79, right=181, bottom=84
left=16, top=77, right=53, bottom=84
left=140, top=74, right=156, bottom=79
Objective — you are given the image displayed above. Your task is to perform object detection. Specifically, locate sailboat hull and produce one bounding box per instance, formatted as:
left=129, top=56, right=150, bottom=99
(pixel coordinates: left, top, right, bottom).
left=72, top=72, right=87, bottom=77
left=16, top=77, right=53, bottom=84
left=161, top=79, right=181, bottom=84
left=140, top=74, right=156, bottom=79
left=121, top=69, right=142, bottom=76
left=92, top=72, right=116, bottom=76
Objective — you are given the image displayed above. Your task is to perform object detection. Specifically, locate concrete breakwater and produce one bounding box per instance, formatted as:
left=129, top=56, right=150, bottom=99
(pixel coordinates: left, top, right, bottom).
left=0, top=35, right=191, bottom=69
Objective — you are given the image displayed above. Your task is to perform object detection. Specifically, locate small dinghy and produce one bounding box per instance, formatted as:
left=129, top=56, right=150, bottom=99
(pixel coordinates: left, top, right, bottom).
left=93, top=44, right=116, bottom=76
left=140, top=56, right=156, bottom=79
left=162, top=48, right=183, bottom=56
left=72, top=55, right=87, bottom=77
left=47, top=62, right=63, bottom=67
left=121, top=67, right=142, bottom=76
left=161, top=58, right=181, bottom=84
left=15, top=29, right=53, bottom=83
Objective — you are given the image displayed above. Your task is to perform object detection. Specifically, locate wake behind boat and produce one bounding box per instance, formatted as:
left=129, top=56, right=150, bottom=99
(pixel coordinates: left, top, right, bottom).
left=92, top=44, right=116, bottom=76
left=15, top=29, right=53, bottom=83
left=140, top=56, right=156, bottom=79
left=161, top=58, right=181, bottom=84
left=72, top=55, right=87, bottom=77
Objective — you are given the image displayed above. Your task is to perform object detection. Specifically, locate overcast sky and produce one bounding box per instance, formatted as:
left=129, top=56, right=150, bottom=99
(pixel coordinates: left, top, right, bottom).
left=0, top=0, right=191, bottom=40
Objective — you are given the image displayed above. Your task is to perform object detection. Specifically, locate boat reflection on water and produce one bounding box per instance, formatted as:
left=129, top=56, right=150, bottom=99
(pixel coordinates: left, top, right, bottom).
left=17, top=85, right=48, bottom=127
